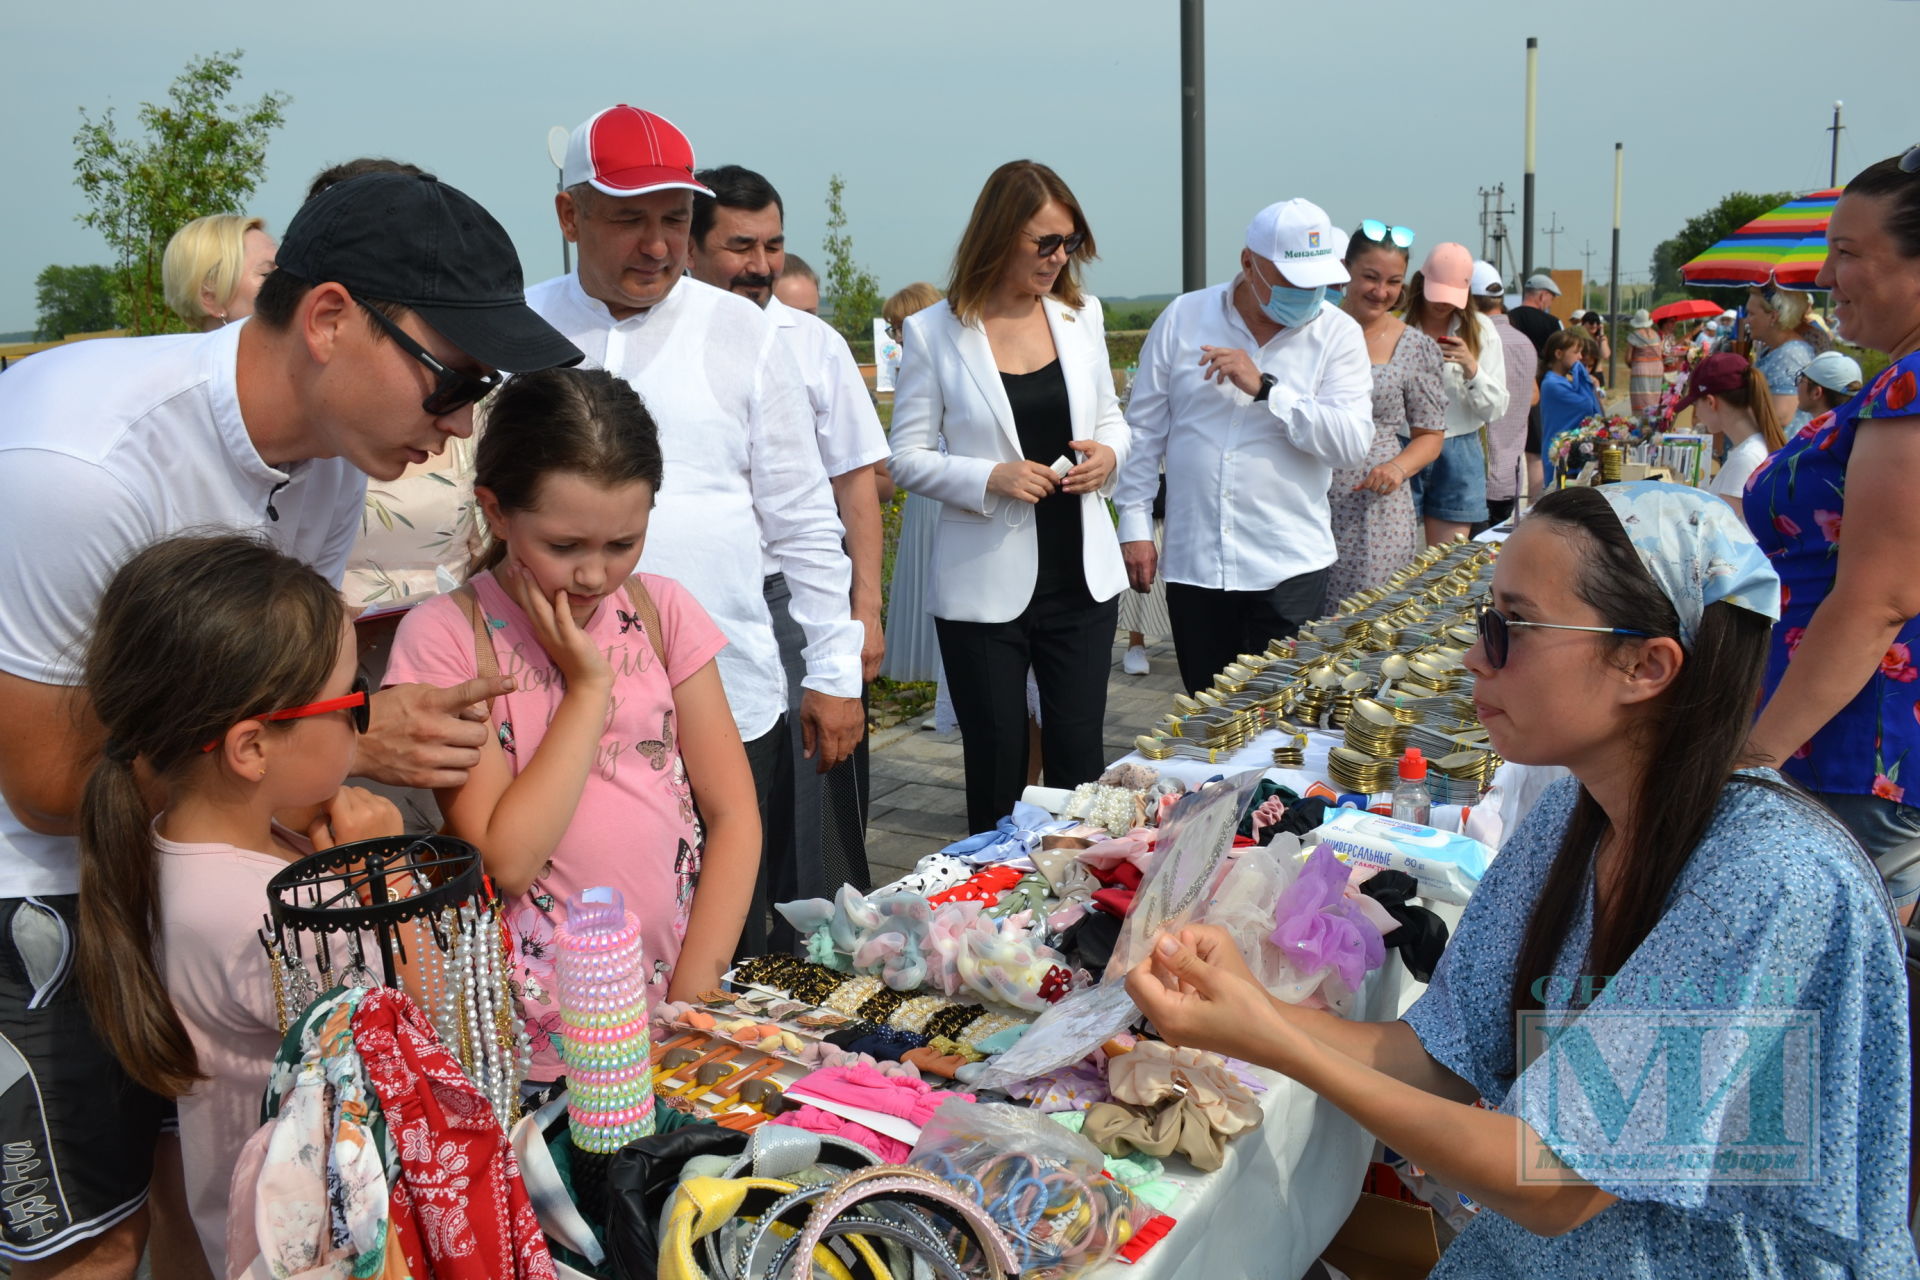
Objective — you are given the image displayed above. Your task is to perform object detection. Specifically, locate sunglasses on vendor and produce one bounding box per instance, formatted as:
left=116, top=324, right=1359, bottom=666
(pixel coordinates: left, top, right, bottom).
left=1476, top=606, right=1649, bottom=671
left=200, top=676, right=371, bottom=752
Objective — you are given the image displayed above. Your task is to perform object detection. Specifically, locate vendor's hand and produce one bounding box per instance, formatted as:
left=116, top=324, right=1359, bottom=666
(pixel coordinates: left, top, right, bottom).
left=666, top=952, right=729, bottom=1005
left=354, top=676, right=515, bottom=789
left=1121, top=540, right=1158, bottom=594
left=1438, top=336, right=1478, bottom=381
left=1062, top=440, right=1115, bottom=495
left=1175, top=925, right=1263, bottom=991
left=800, top=689, right=863, bottom=773
left=1126, top=932, right=1287, bottom=1064
left=307, top=786, right=403, bottom=852
left=501, top=560, right=611, bottom=692
left=1198, top=346, right=1264, bottom=397
left=1354, top=461, right=1407, bottom=495
left=987, top=460, right=1059, bottom=506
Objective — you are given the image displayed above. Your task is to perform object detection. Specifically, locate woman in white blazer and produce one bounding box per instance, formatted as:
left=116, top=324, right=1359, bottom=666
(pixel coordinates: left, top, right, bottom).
left=889, top=160, right=1131, bottom=832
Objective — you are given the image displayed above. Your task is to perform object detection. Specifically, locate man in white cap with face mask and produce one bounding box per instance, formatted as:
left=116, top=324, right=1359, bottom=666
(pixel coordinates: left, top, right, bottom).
left=1114, top=198, right=1372, bottom=695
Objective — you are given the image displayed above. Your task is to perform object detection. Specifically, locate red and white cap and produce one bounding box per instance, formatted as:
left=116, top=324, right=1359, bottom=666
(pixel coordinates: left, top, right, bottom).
left=562, top=105, right=714, bottom=198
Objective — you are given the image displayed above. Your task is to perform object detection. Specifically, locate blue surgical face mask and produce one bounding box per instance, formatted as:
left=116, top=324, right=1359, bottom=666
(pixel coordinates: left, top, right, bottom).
left=1324, top=287, right=1346, bottom=309
left=1253, top=261, right=1326, bottom=328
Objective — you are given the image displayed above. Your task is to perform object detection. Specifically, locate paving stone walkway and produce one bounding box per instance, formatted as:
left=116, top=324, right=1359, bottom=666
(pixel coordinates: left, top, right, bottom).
left=864, top=635, right=1184, bottom=885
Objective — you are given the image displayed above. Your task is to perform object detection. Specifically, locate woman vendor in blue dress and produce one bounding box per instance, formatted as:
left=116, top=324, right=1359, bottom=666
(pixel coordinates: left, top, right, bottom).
left=1128, top=481, right=1917, bottom=1276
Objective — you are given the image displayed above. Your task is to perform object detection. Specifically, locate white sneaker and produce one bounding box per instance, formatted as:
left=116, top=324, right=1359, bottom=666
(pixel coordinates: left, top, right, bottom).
left=1123, top=645, right=1150, bottom=676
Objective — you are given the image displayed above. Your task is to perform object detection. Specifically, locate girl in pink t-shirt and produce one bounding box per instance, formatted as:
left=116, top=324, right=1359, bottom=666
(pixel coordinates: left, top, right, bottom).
left=385, top=367, right=759, bottom=1082
left=74, top=534, right=403, bottom=1274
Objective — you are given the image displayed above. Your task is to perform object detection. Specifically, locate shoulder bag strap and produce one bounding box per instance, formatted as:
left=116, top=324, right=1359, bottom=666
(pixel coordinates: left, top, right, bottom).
left=451, top=584, right=500, bottom=723
left=623, top=576, right=670, bottom=671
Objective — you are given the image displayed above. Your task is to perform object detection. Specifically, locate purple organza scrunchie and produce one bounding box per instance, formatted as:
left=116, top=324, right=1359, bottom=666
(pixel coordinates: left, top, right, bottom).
left=1269, top=844, right=1386, bottom=992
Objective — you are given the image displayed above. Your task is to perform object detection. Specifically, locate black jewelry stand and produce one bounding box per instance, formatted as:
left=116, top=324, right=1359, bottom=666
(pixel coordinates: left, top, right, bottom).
left=266, top=834, right=485, bottom=989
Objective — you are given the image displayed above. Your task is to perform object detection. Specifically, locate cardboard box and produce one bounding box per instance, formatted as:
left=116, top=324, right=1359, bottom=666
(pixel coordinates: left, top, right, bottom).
left=1319, top=1191, right=1442, bottom=1280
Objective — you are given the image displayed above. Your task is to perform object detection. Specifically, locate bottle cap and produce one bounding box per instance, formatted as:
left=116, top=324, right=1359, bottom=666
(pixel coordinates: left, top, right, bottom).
left=1398, top=747, right=1428, bottom=780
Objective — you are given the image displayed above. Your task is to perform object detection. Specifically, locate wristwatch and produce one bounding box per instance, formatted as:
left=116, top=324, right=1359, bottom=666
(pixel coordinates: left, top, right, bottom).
left=1254, top=373, right=1277, bottom=402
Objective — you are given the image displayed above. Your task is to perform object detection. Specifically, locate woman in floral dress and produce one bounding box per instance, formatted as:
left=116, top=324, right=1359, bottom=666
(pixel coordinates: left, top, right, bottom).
left=1326, top=226, right=1447, bottom=605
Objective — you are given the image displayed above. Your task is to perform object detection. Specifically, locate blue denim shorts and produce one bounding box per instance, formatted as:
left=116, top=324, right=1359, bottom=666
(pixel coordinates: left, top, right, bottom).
left=1811, top=789, right=1920, bottom=909
left=1411, top=431, right=1489, bottom=525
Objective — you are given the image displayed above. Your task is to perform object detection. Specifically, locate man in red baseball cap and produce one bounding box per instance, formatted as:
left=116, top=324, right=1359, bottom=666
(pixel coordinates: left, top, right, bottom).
left=528, top=106, right=866, bottom=953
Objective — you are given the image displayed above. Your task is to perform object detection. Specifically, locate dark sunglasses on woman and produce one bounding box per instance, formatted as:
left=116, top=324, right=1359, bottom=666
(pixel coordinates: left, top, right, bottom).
left=1476, top=606, right=1649, bottom=670
left=1030, top=232, right=1086, bottom=258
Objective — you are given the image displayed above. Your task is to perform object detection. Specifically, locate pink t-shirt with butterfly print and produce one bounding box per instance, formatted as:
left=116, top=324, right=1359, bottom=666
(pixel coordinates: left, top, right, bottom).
left=385, top=569, right=727, bottom=1081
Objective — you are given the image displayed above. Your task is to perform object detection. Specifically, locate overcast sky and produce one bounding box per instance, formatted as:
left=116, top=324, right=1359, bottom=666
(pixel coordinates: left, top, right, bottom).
left=4, top=0, right=1915, bottom=332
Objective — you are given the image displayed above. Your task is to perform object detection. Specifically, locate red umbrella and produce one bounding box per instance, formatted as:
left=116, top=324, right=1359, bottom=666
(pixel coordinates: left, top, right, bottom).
left=1650, top=299, right=1723, bottom=323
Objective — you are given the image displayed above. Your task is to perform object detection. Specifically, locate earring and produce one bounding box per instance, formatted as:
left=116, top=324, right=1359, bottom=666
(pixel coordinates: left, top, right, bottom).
left=257, top=767, right=268, bottom=781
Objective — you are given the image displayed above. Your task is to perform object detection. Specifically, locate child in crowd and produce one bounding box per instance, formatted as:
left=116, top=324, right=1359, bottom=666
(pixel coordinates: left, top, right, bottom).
left=1673, top=351, right=1785, bottom=520
left=76, top=534, right=403, bottom=1274
left=386, top=366, right=759, bottom=1086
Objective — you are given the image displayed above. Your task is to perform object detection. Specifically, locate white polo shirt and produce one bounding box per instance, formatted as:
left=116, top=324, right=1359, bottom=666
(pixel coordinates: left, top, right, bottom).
left=0, top=322, right=366, bottom=896
left=1114, top=280, right=1373, bottom=591
left=765, top=296, right=889, bottom=480
left=525, top=272, right=862, bottom=740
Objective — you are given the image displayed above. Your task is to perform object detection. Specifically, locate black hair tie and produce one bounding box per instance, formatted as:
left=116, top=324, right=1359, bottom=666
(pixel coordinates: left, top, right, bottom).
left=102, top=738, right=138, bottom=765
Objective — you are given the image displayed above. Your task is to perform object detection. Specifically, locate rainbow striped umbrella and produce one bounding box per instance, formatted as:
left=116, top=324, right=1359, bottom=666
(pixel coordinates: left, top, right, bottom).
left=1680, top=188, right=1840, bottom=290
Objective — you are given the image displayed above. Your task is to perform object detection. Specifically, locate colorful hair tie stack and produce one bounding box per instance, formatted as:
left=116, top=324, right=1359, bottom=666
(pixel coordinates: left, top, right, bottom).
left=557, top=886, right=653, bottom=1220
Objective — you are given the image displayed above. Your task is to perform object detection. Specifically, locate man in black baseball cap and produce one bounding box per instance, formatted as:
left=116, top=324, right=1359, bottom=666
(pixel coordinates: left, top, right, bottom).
left=0, top=171, right=570, bottom=1276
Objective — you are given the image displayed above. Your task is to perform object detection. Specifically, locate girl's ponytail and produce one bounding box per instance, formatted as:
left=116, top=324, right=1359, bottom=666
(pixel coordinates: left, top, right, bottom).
left=1746, top=365, right=1786, bottom=452
left=76, top=534, right=342, bottom=1097
left=78, top=752, right=201, bottom=1095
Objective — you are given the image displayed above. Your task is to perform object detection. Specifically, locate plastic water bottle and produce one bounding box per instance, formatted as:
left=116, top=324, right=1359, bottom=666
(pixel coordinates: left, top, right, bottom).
left=1392, top=748, right=1432, bottom=826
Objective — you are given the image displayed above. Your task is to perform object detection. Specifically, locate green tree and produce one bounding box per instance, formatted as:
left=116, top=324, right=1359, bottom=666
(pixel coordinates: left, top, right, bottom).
left=821, top=174, right=883, bottom=347
left=1647, top=189, right=1794, bottom=303
left=33, top=264, right=118, bottom=339
left=72, top=50, right=289, bottom=335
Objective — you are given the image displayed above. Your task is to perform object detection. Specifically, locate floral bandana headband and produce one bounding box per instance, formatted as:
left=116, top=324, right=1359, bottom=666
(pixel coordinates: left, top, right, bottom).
left=1593, top=481, right=1781, bottom=649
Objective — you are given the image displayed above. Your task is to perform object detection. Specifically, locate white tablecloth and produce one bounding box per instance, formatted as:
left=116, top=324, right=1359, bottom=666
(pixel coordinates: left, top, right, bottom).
left=1089, top=948, right=1427, bottom=1280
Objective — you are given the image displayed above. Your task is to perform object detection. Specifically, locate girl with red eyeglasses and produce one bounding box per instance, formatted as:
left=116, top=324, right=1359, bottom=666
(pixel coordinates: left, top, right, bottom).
left=73, top=533, right=401, bottom=1276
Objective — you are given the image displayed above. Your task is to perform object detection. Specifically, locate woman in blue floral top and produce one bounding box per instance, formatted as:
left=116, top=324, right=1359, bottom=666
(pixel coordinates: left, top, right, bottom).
left=1747, top=152, right=1920, bottom=915
left=1129, top=483, right=1916, bottom=1277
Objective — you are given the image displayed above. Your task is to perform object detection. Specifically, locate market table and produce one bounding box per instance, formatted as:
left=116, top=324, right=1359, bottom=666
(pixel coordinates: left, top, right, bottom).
left=1093, top=949, right=1427, bottom=1280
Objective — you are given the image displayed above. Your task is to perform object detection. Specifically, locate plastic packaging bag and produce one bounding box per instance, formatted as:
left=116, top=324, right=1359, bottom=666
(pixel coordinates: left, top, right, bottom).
left=910, top=1100, right=1144, bottom=1280
left=1309, top=809, right=1493, bottom=904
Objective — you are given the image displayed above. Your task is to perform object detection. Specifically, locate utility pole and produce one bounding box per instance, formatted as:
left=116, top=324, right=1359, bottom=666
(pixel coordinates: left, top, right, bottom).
left=1522, top=37, right=1539, bottom=281
left=1479, top=184, right=1515, bottom=281
left=1580, top=240, right=1597, bottom=283
left=1609, top=143, right=1623, bottom=393
left=1828, top=101, right=1845, bottom=188
left=1180, top=1, right=1206, bottom=292
left=1542, top=212, right=1565, bottom=270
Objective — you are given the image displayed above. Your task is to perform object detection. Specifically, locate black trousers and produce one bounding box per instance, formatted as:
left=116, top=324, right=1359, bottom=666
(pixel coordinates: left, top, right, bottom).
left=1166, top=570, right=1330, bottom=696
left=764, top=573, right=870, bottom=953
left=935, top=583, right=1120, bottom=835
left=736, top=716, right=792, bottom=958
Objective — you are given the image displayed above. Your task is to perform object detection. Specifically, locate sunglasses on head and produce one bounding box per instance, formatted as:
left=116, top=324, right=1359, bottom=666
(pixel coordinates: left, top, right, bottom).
left=357, top=300, right=500, bottom=417
left=201, top=675, right=371, bottom=753
left=1901, top=143, right=1920, bottom=174
left=1476, top=606, right=1650, bottom=670
left=1029, top=231, right=1086, bottom=258
left=1359, top=220, right=1416, bottom=249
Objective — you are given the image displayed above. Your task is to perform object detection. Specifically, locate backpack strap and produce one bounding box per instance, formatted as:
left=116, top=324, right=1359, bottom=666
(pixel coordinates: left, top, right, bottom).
left=623, top=576, right=671, bottom=671
left=451, top=583, right=501, bottom=723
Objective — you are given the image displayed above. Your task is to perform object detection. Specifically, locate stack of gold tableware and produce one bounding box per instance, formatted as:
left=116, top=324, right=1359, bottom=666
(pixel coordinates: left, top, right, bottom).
left=1327, top=745, right=1396, bottom=794
left=1428, top=748, right=1502, bottom=804
left=1271, top=731, right=1308, bottom=769
left=1343, top=698, right=1410, bottom=758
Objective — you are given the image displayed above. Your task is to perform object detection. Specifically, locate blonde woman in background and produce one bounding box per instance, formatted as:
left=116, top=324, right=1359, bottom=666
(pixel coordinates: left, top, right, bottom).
left=1746, top=284, right=1831, bottom=425
left=161, top=213, right=276, bottom=329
